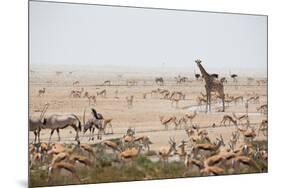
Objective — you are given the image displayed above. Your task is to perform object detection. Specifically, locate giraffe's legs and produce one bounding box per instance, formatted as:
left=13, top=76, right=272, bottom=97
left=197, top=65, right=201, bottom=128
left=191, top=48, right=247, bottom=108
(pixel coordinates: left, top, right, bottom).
left=205, top=92, right=209, bottom=113
left=209, top=93, right=211, bottom=112
left=222, top=95, right=225, bottom=112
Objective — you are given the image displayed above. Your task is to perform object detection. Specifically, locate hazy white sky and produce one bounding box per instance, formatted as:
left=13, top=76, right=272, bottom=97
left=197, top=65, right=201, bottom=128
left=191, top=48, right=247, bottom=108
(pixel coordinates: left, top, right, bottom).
left=30, top=1, right=267, bottom=72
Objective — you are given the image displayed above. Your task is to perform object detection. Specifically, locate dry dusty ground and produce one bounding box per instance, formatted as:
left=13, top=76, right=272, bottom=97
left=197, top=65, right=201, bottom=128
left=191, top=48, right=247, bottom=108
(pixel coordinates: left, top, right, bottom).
left=29, top=65, right=267, bottom=151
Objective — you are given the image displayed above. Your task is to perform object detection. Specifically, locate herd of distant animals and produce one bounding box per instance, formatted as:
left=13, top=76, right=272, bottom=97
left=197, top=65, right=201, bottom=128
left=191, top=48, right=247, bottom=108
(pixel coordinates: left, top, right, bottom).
left=29, top=60, right=267, bottom=182
left=31, top=59, right=267, bottom=143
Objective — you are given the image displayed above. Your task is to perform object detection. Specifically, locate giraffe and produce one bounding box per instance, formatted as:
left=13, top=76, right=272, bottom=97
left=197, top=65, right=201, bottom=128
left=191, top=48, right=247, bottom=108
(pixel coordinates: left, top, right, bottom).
left=195, top=59, right=225, bottom=112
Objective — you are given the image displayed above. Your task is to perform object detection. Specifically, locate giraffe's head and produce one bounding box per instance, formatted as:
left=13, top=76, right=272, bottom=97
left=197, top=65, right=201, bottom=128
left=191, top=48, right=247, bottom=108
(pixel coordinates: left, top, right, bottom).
left=195, top=59, right=202, bottom=64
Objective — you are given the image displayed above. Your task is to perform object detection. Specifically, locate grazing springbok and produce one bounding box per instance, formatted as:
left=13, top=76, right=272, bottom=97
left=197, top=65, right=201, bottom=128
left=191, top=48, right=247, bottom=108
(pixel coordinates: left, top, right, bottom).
left=256, top=104, right=268, bottom=115
left=247, top=95, right=260, bottom=104
left=82, top=108, right=104, bottom=141
left=196, top=96, right=207, bottom=108
left=233, top=96, right=244, bottom=104
left=232, top=112, right=249, bottom=126
left=170, top=98, right=180, bottom=108
left=220, top=115, right=237, bottom=126
left=102, top=80, right=111, bottom=86
left=43, top=114, right=82, bottom=142
left=133, top=136, right=153, bottom=151
left=103, top=118, right=114, bottom=134
left=97, top=89, right=106, bottom=98
left=159, top=115, right=177, bottom=130
left=185, top=111, right=197, bottom=125
left=38, top=88, right=46, bottom=97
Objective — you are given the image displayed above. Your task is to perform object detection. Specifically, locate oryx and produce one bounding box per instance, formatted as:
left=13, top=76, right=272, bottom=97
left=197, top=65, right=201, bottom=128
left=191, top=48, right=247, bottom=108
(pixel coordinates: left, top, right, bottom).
left=29, top=103, right=49, bottom=143
left=43, top=114, right=81, bottom=142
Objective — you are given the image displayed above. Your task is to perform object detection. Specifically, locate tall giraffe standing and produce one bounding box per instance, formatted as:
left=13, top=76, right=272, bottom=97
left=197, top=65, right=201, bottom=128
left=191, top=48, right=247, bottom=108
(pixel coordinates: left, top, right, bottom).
left=195, top=59, right=225, bottom=112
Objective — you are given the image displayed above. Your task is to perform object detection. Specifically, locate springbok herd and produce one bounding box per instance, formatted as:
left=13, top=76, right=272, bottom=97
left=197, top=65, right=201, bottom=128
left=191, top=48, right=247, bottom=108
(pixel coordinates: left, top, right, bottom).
left=29, top=63, right=267, bottom=186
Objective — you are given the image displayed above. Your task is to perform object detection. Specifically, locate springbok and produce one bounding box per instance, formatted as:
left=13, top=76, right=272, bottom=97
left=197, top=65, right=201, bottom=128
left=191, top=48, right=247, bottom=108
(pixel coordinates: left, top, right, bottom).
left=102, top=140, right=121, bottom=152
left=220, top=115, right=237, bottom=126
left=133, top=136, right=153, bottom=151
left=232, top=156, right=261, bottom=172
left=126, top=95, right=134, bottom=108
left=158, top=137, right=177, bottom=163
left=97, top=89, right=106, bottom=98
left=256, top=104, right=268, bottom=115
left=103, top=118, right=114, bottom=134
left=175, top=140, right=188, bottom=160
left=86, top=95, right=96, bottom=106
left=118, top=144, right=144, bottom=162
left=185, top=111, right=197, bottom=125
left=233, top=96, right=244, bottom=104
left=102, top=80, right=111, bottom=86
left=159, top=115, right=177, bottom=130
left=232, top=112, right=249, bottom=126
left=192, top=135, right=225, bottom=158
left=242, top=128, right=257, bottom=142
left=170, top=98, right=180, bottom=108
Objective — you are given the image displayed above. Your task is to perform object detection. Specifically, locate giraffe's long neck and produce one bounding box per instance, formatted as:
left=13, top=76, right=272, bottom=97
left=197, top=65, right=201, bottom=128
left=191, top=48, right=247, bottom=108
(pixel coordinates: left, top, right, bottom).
left=197, top=63, right=210, bottom=82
